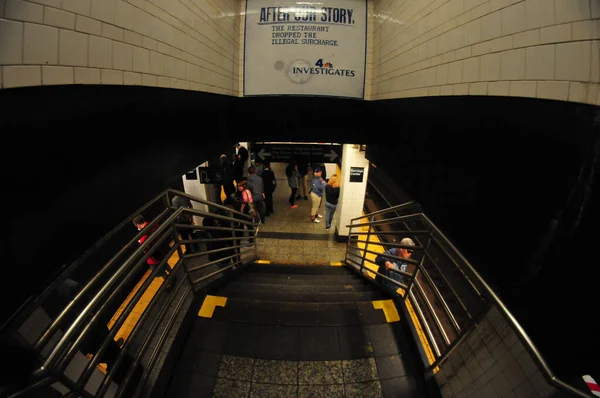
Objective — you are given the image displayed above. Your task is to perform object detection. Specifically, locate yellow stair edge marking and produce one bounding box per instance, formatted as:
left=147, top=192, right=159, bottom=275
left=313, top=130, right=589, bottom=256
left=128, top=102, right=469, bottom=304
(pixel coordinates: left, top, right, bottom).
left=357, top=211, right=437, bottom=371
left=330, top=261, right=344, bottom=267
left=405, top=298, right=438, bottom=372
left=373, top=300, right=400, bottom=323
left=198, top=295, right=227, bottom=318
left=255, top=259, right=271, bottom=264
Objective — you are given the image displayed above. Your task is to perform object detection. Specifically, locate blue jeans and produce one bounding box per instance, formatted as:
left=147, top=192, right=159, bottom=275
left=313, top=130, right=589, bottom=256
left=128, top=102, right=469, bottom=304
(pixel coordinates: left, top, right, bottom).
left=387, top=269, right=404, bottom=291
left=325, top=202, right=337, bottom=228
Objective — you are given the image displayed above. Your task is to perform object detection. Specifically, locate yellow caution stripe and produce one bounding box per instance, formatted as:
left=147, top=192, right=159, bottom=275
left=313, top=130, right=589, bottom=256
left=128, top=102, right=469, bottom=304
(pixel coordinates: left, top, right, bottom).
left=198, top=295, right=227, bottom=318
left=372, top=300, right=400, bottom=323
left=330, top=261, right=344, bottom=267
left=255, top=259, right=271, bottom=264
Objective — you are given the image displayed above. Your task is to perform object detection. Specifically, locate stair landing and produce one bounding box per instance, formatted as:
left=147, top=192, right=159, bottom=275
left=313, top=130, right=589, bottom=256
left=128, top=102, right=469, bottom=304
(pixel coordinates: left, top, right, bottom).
left=165, top=264, right=430, bottom=397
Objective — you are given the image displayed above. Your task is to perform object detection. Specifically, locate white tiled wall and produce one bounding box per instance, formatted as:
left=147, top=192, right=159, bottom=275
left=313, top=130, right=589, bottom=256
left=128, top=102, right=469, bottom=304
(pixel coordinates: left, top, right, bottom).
left=435, top=305, right=565, bottom=397
left=237, top=0, right=244, bottom=96
left=0, top=0, right=240, bottom=94
left=365, top=0, right=375, bottom=99
left=372, top=0, right=600, bottom=105
left=3, top=0, right=597, bottom=103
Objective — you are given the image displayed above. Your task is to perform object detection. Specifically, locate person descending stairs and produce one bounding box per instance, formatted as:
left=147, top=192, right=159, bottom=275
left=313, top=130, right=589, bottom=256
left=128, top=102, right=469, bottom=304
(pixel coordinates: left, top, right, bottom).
left=165, top=262, right=431, bottom=397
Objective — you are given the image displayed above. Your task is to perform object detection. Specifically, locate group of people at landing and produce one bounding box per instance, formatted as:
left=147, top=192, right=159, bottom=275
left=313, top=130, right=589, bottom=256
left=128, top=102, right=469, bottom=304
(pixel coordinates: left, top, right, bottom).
left=214, top=143, right=342, bottom=231
left=232, top=159, right=340, bottom=231
left=287, top=164, right=340, bottom=230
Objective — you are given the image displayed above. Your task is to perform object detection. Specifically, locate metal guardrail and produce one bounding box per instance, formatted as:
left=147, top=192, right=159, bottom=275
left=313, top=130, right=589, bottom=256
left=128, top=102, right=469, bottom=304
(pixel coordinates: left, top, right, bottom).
left=344, top=203, right=591, bottom=398
left=1, top=188, right=259, bottom=398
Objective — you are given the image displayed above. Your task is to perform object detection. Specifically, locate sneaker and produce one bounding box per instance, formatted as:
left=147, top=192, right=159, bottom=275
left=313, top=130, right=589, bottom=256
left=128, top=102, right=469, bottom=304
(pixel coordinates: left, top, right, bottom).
left=317, top=214, right=323, bottom=218
left=290, top=205, right=298, bottom=209
left=312, top=218, right=320, bottom=223
left=325, top=226, right=330, bottom=230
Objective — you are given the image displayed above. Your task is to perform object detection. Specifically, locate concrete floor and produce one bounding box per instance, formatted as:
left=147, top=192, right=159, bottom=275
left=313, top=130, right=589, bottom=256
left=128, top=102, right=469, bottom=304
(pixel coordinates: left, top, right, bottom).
left=254, top=162, right=348, bottom=266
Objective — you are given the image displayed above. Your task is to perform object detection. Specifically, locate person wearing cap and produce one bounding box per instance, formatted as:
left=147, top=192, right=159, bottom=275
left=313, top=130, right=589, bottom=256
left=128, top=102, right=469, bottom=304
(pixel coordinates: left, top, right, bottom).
left=375, top=237, right=415, bottom=292
left=309, top=167, right=326, bottom=223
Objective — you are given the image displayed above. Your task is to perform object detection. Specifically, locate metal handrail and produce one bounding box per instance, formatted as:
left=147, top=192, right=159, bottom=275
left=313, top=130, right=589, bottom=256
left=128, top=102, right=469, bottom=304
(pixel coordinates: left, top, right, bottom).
left=408, top=288, right=442, bottom=357
left=114, top=274, right=189, bottom=397
left=39, top=209, right=181, bottom=371
left=4, top=187, right=251, bottom=340
left=346, top=205, right=592, bottom=398
left=1, top=190, right=178, bottom=338
left=350, top=238, right=427, bottom=251
left=418, top=264, right=461, bottom=334
left=359, top=246, right=420, bottom=266
left=74, top=241, right=181, bottom=388
left=421, top=214, right=482, bottom=296
left=132, top=284, right=192, bottom=398
left=424, top=251, right=473, bottom=320
left=4, top=187, right=257, bottom=398
left=414, top=277, right=451, bottom=347
left=95, top=259, right=182, bottom=398
left=33, top=208, right=174, bottom=352
left=347, top=213, right=423, bottom=229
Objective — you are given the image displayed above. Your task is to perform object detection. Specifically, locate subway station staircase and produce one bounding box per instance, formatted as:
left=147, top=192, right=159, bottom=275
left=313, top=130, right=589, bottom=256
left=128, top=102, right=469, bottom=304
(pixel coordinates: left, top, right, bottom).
left=2, top=187, right=591, bottom=398
left=164, top=262, right=430, bottom=397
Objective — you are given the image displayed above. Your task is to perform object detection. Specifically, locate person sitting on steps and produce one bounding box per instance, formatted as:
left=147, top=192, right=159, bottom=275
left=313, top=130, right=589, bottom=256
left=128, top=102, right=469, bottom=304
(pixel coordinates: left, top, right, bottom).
left=375, top=237, right=415, bottom=293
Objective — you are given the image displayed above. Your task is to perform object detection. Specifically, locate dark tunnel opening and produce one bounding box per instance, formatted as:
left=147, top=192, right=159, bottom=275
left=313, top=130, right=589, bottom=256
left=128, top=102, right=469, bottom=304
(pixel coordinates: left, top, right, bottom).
left=1, top=85, right=598, bottom=386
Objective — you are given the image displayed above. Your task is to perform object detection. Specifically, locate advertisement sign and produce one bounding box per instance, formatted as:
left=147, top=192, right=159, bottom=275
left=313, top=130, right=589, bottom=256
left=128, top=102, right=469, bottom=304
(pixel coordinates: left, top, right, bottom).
left=244, top=0, right=367, bottom=99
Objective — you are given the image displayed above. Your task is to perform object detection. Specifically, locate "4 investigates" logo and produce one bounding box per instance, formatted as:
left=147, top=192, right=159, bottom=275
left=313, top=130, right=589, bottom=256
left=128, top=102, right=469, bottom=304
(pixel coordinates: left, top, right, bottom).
left=291, top=58, right=356, bottom=78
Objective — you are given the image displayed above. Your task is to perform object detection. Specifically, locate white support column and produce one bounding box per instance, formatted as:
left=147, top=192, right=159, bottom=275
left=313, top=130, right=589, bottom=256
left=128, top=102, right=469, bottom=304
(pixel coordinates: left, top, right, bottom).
left=336, top=144, right=370, bottom=239
left=181, top=161, right=211, bottom=224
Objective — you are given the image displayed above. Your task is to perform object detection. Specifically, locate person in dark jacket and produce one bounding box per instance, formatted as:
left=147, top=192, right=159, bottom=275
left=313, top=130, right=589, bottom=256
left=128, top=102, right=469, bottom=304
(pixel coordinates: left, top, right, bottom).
left=246, top=166, right=266, bottom=224
left=286, top=161, right=300, bottom=208
left=234, top=143, right=249, bottom=183
left=171, top=194, right=195, bottom=253
left=261, top=161, right=277, bottom=216
left=219, top=154, right=236, bottom=205
left=296, top=155, right=309, bottom=200
left=324, top=174, right=340, bottom=230
left=202, top=216, right=230, bottom=266
left=375, top=238, right=415, bottom=292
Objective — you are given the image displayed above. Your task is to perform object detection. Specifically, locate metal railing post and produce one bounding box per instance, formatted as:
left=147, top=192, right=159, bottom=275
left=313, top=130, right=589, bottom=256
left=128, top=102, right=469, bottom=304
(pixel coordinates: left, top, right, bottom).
left=360, top=216, right=374, bottom=274
left=405, top=237, right=432, bottom=300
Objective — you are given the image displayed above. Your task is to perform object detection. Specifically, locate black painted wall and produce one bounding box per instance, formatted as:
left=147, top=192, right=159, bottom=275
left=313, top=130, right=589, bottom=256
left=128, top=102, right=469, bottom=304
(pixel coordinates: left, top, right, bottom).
left=1, top=85, right=598, bottom=386
left=366, top=98, right=599, bottom=385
